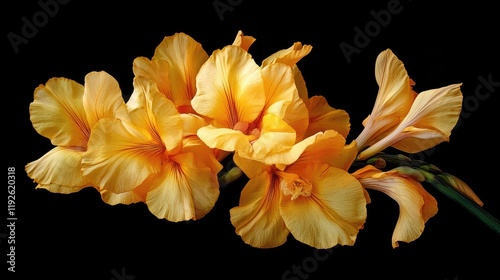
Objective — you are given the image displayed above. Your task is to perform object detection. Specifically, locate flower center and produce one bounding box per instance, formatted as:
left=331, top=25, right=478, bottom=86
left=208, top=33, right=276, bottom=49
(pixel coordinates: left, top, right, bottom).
left=278, top=172, right=312, bottom=200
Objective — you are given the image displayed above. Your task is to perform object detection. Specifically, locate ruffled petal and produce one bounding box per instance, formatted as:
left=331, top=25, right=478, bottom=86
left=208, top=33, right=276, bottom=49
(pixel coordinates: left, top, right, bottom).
left=82, top=118, right=163, bottom=193
left=153, top=32, right=209, bottom=102
left=132, top=56, right=173, bottom=101
left=353, top=165, right=438, bottom=248
left=192, top=45, right=265, bottom=128
left=232, top=30, right=256, bottom=51
left=197, top=125, right=253, bottom=154
left=305, top=95, right=350, bottom=138
left=30, top=77, right=89, bottom=147
left=83, top=71, right=128, bottom=128
left=230, top=171, right=289, bottom=248
left=280, top=164, right=367, bottom=248
left=25, top=146, right=90, bottom=191
left=146, top=152, right=220, bottom=221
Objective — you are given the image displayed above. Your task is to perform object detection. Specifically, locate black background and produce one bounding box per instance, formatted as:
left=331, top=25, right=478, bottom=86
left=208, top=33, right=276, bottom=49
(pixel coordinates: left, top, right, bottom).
left=4, top=0, right=499, bottom=279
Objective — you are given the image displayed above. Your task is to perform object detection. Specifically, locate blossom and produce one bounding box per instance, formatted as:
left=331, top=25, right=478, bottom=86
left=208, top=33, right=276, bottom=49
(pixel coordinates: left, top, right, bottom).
left=355, top=49, right=463, bottom=160
left=192, top=43, right=310, bottom=164
left=81, top=76, right=222, bottom=221
left=25, top=71, right=128, bottom=194
left=230, top=130, right=367, bottom=249
left=352, top=165, right=438, bottom=248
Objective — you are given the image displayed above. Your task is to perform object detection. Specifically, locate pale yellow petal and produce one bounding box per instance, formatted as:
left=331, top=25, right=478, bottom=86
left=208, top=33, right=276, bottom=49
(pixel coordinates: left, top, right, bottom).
left=353, top=166, right=438, bottom=248
left=230, top=172, right=289, bottom=248
left=25, top=146, right=90, bottom=190
left=232, top=30, right=256, bottom=51
left=281, top=164, right=367, bottom=248
left=131, top=76, right=183, bottom=152
left=132, top=56, right=173, bottom=100
left=306, top=95, right=350, bottom=138
left=192, top=45, right=265, bottom=128
left=153, top=32, right=209, bottom=102
left=100, top=189, right=145, bottom=205
left=30, top=77, right=89, bottom=147
left=233, top=152, right=272, bottom=179
left=146, top=152, right=220, bottom=221
left=82, top=118, right=163, bottom=193
left=262, top=42, right=313, bottom=68
left=83, top=71, right=128, bottom=128
left=197, top=125, right=253, bottom=154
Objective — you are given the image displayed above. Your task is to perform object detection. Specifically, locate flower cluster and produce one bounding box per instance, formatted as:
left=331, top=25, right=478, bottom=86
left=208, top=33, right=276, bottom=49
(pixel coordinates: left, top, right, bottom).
left=26, top=30, right=497, bottom=249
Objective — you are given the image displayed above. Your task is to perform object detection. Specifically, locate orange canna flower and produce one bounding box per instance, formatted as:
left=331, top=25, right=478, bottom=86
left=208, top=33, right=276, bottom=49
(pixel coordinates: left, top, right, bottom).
left=81, top=76, right=222, bottom=221
left=352, top=165, right=438, bottom=248
left=25, top=71, right=128, bottom=194
left=230, top=130, right=367, bottom=249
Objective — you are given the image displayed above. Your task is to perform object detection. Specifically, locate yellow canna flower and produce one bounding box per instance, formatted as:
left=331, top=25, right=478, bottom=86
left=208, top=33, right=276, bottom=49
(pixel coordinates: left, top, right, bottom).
left=132, top=32, right=209, bottom=114
left=356, top=49, right=463, bottom=160
left=25, top=71, right=128, bottom=194
left=230, top=130, right=367, bottom=249
left=81, top=76, right=222, bottom=221
left=352, top=165, right=438, bottom=248
left=304, top=95, right=351, bottom=139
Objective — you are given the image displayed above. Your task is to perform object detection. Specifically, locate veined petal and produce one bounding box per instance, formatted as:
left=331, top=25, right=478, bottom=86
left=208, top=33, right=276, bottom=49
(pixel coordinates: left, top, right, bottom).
left=233, top=152, right=271, bottom=179
left=153, top=32, right=209, bottom=102
left=244, top=113, right=297, bottom=160
left=130, top=76, right=183, bottom=152
left=358, top=83, right=462, bottom=159
left=262, top=42, right=313, bottom=68
left=232, top=30, right=256, bottom=52
left=261, top=63, right=297, bottom=117
left=292, top=130, right=346, bottom=167
left=100, top=188, right=146, bottom=206
left=180, top=136, right=223, bottom=175
left=30, top=77, right=89, bottom=147
left=83, top=71, right=128, bottom=128
left=192, top=45, right=265, bottom=128
left=25, top=146, right=90, bottom=190
left=82, top=118, right=164, bottom=193
left=281, top=164, right=367, bottom=249
left=355, top=49, right=416, bottom=151
left=230, top=171, right=289, bottom=248
left=306, top=95, right=350, bottom=138
left=353, top=165, right=438, bottom=248
left=146, top=152, right=220, bottom=221
left=197, top=125, right=253, bottom=154
left=132, top=56, right=173, bottom=101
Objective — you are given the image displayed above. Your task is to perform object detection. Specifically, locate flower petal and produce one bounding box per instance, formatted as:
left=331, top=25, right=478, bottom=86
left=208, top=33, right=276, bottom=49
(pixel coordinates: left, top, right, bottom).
left=25, top=146, right=90, bottom=191
left=83, top=71, right=128, bottom=128
left=82, top=118, right=163, bottom=193
left=153, top=32, right=209, bottom=102
left=192, top=45, right=265, bottom=128
left=146, top=152, right=220, bottom=221
left=353, top=165, right=438, bottom=248
left=281, top=164, right=367, bottom=248
left=230, top=171, right=289, bottom=248
left=306, top=95, right=350, bottom=138
left=232, top=30, right=256, bottom=51
left=30, top=77, right=89, bottom=147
